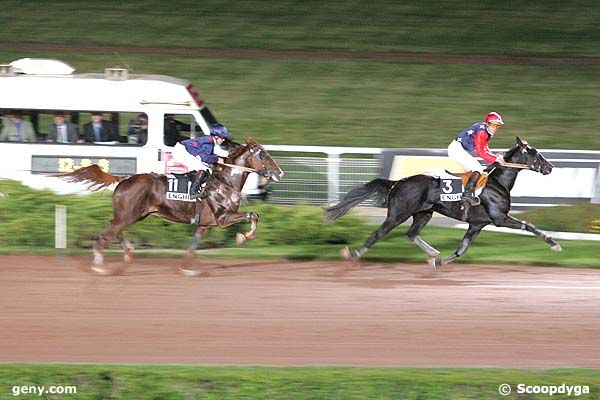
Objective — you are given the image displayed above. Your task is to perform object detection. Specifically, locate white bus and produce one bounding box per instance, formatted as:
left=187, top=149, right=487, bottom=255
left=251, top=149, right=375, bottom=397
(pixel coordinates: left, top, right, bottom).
left=0, top=58, right=267, bottom=198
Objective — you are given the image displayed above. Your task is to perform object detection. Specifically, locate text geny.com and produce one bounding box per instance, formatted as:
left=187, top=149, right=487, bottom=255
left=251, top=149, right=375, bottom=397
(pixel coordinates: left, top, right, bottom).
left=12, top=385, right=77, bottom=397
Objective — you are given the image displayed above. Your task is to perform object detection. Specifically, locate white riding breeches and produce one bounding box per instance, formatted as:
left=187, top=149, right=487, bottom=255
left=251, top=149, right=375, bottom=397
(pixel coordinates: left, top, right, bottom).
left=447, top=140, right=484, bottom=173
left=172, top=142, right=210, bottom=172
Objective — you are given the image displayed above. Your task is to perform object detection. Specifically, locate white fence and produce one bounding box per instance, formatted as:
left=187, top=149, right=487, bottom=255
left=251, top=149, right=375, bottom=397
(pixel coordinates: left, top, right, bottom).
left=264, top=145, right=600, bottom=210
left=263, top=145, right=381, bottom=205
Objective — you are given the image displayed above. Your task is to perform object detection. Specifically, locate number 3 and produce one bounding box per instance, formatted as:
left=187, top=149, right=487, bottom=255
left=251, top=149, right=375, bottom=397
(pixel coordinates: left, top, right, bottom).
left=442, top=179, right=453, bottom=193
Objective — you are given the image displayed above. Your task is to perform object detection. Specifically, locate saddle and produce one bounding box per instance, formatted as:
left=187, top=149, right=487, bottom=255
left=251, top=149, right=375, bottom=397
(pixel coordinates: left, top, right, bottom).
left=169, top=171, right=195, bottom=180
left=445, top=170, right=489, bottom=190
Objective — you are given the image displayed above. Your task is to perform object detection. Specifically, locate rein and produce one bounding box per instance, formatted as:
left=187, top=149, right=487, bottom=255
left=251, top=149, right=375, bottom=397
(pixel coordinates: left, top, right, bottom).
left=503, top=162, right=530, bottom=169
left=220, top=162, right=258, bottom=173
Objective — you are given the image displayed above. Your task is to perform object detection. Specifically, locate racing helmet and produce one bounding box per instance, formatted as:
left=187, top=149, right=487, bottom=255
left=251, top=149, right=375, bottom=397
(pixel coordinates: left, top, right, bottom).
left=485, top=112, right=504, bottom=125
left=209, top=123, right=230, bottom=139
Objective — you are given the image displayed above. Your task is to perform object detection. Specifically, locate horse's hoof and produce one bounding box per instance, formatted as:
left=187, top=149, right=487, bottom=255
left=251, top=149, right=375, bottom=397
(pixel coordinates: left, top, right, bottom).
left=428, top=257, right=438, bottom=271
left=93, top=254, right=103, bottom=266
left=551, top=243, right=562, bottom=252
left=236, top=233, right=247, bottom=246
left=91, top=265, right=111, bottom=276
left=340, top=247, right=352, bottom=260
left=341, top=247, right=362, bottom=267
left=178, top=267, right=202, bottom=277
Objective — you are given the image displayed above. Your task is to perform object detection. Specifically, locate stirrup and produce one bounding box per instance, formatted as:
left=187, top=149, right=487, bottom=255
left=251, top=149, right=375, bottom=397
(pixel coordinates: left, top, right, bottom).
left=462, top=194, right=480, bottom=206
left=191, top=188, right=208, bottom=200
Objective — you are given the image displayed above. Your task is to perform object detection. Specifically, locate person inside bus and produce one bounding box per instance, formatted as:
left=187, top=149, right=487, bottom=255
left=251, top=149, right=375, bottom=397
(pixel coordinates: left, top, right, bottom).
left=0, top=110, right=36, bottom=142
left=127, top=113, right=148, bottom=145
left=83, top=112, right=119, bottom=143
left=47, top=111, right=79, bottom=143
left=163, top=114, right=197, bottom=146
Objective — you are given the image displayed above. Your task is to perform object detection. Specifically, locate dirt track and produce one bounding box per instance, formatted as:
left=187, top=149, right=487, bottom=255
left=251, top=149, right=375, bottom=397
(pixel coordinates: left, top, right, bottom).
left=1, top=255, right=599, bottom=367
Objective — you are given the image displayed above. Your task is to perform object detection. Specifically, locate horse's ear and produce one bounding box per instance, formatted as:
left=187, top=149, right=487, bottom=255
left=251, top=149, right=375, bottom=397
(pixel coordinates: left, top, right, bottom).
left=516, top=136, right=526, bottom=147
left=245, top=137, right=257, bottom=146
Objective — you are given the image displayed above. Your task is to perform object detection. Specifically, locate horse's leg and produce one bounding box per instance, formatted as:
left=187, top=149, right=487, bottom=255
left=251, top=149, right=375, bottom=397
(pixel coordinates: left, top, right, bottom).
left=215, top=212, right=258, bottom=245
left=342, top=211, right=411, bottom=262
left=492, top=214, right=562, bottom=251
left=430, top=223, right=486, bottom=269
left=101, top=232, right=136, bottom=276
left=236, top=212, right=258, bottom=245
left=118, top=233, right=135, bottom=263
left=92, top=220, right=128, bottom=274
left=188, top=226, right=210, bottom=257
left=180, top=226, right=210, bottom=276
left=405, top=210, right=439, bottom=258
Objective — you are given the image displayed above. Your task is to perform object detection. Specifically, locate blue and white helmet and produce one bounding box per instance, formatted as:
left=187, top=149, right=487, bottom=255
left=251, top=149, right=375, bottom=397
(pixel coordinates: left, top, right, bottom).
left=210, top=123, right=230, bottom=139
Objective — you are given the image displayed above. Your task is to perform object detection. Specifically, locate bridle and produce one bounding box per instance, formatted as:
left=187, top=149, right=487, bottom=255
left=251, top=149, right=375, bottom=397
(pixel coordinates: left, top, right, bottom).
left=502, top=148, right=552, bottom=173
left=220, top=143, right=271, bottom=176
left=248, top=144, right=273, bottom=177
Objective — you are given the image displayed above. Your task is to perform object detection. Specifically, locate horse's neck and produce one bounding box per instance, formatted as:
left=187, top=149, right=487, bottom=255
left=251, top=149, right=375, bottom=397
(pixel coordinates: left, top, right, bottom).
left=214, top=169, right=250, bottom=191
left=215, top=152, right=251, bottom=190
left=489, top=153, right=522, bottom=191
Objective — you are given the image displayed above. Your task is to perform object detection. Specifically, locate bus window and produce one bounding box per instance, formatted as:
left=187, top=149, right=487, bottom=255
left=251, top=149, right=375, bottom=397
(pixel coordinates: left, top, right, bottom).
left=0, top=109, right=37, bottom=142
left=125, top=112, right=148, bottom=145
left=163, top=113, right=201, bottom=146
left=80, top=112, right=120, bottom=144
left=40, top=110, right=79, bottom=143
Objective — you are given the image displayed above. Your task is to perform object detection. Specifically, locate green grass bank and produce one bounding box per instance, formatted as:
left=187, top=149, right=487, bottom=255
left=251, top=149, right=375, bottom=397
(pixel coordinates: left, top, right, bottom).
left=1, top=364, right=599, bottom=400
left=2, top=0, right=600, bottom=58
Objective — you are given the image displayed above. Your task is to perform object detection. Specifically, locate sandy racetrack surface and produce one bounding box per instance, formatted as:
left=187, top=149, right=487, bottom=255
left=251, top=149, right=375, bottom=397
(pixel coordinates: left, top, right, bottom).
left=1, top=255, right=599, bottom=367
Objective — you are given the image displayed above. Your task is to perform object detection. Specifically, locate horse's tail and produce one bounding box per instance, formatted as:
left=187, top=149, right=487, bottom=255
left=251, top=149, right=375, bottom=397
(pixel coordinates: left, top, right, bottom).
left=57, top=165, right=126, bottom=191
left=323, top=178, right=395, bottom=223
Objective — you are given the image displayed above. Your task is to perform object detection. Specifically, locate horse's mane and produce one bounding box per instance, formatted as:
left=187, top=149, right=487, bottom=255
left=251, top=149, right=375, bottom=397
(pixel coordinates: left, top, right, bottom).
left=502, top=143, right=520, bottom=162
left=224, top=137, right=261, bottom=160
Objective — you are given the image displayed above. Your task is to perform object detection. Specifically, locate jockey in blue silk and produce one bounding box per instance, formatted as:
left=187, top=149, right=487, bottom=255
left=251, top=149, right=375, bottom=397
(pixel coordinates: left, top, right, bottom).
left=172, top=123, right=231, bottom=199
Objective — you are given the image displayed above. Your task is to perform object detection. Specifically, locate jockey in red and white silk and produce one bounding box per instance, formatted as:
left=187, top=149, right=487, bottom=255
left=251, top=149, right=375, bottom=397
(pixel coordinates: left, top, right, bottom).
left=447, top=112, right=505, bottom=205
left=453, top=112, right=504, bottom=168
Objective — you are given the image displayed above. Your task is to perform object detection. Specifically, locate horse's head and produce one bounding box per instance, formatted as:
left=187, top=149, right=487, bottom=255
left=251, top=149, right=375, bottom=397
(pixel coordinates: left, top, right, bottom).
left=240, top=138, right=284, bottom=181
left=505, top=137, right=553, bottom=175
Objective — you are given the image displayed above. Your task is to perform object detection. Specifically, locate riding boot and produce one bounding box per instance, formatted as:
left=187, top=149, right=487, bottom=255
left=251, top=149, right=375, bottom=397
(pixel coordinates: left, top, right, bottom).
left=189, top=170, right=208, bottom=200
left=462, top=172, right=481, bottom=206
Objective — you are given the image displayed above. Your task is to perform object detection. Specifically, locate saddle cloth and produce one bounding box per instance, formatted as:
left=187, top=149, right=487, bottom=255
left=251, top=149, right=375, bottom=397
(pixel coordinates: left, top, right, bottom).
left=165, top=174, right=195, bottom=202
left=424, top=170, right=488, bottom=202
left=445, top=170, right=489, bottom=190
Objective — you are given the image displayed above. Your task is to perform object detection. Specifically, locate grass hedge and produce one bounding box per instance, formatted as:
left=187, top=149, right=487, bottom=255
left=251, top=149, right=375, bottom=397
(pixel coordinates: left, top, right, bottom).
left=0, top=180, right=367, bottom=250
left=2, top=180, right=600, bottom=268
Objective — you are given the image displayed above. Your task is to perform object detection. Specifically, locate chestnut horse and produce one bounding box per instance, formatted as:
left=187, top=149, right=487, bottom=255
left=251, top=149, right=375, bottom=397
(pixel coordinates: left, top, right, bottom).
left=61, top=138, right=283, bottom=275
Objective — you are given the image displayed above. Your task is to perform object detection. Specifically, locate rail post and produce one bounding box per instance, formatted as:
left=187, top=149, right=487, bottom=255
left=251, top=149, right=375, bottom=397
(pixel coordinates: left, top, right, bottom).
left=55, top=205, right=67, bottom=249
